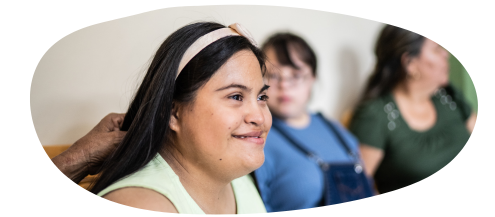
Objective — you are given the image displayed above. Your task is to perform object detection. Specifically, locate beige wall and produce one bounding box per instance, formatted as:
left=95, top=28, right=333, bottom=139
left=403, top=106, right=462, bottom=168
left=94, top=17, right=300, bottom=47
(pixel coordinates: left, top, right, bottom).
left=31, top=5, right=383, bottom=145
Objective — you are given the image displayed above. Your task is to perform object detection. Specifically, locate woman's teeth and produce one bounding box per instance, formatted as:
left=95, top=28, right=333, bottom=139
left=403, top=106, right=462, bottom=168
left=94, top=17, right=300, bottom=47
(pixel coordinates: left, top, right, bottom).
left=234, top=136, right=260, bottom=139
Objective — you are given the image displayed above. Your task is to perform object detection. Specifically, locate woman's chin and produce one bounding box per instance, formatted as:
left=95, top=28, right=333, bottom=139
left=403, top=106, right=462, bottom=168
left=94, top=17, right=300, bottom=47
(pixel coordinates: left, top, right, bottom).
left=442, top=80, right=450, bottom=87
left=238, top=152, right=265, bottom=175
left=252, top=153, right=265, bottom=170
left=270, top=108, right=299, bottom=120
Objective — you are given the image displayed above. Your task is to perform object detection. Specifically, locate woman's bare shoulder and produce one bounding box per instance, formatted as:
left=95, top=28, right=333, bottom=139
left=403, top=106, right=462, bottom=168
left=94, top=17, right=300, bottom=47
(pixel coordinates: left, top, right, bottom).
left=102, top=187, right=179, bottom=213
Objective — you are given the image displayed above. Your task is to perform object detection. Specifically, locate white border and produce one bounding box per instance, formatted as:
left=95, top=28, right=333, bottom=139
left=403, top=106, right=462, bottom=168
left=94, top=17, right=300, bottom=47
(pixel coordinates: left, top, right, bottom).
left=1, top=0, right=493, bottom=216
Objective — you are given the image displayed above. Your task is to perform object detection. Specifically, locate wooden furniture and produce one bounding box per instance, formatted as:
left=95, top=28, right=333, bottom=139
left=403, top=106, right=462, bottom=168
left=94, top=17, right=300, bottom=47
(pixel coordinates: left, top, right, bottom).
left=43, top=112, right=354, bottom=190
left=43, top=145, right=97, bottom=190
left=340, top=109, right=354, bottom=129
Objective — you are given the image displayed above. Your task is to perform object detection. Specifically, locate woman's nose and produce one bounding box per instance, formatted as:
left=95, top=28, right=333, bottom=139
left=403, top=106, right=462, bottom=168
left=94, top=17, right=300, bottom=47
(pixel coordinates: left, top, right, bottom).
left=440, top=47, right=449, bottom=58
left=245, top=102, right=265, bottom=126
left=278, top=76, right=292, bottom=89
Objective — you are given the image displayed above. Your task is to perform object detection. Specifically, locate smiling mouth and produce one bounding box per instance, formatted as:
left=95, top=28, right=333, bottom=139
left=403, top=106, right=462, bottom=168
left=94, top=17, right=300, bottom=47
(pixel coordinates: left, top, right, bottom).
left=233, top=135, right=261, bottom=139
left=232, top=134, right=265, bottom=145
left=278, top=96, right=291, bottom=103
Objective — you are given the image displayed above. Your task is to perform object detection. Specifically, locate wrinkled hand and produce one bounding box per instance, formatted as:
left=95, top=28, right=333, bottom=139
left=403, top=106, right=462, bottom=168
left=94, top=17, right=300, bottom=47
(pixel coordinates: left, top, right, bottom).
left=74, top=113, right=127, bottom=175
left=52, top=113, right=127, bottom=183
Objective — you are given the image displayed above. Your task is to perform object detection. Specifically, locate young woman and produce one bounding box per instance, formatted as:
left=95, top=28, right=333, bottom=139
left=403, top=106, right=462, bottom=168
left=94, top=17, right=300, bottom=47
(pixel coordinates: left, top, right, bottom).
left=253, top=33, right=371, bottom=212
left=349, top=25, right=476, bottom=194
left=89, top=22, right=271, bottom=214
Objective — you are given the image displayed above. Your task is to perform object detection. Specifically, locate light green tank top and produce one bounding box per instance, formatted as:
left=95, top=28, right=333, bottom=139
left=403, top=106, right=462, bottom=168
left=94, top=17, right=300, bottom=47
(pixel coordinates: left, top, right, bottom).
left=97, top=154, right=267, bottom=214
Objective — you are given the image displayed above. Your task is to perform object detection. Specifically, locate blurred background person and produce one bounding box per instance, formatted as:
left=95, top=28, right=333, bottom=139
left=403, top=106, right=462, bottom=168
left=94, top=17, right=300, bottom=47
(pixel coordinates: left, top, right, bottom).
left=349, top=24, right=476, bottom=194
left=253, top=33, right=373, bottom=212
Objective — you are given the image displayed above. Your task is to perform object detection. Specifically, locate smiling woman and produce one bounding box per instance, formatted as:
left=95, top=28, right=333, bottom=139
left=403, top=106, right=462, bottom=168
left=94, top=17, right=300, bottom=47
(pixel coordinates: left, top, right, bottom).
left=88, top=22, right=270, bottom=214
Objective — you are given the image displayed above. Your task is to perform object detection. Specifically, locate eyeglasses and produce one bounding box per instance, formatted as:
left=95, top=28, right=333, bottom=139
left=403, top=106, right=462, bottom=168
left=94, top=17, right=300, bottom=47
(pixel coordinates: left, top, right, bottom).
left=264, top=72, right=312, bottom=87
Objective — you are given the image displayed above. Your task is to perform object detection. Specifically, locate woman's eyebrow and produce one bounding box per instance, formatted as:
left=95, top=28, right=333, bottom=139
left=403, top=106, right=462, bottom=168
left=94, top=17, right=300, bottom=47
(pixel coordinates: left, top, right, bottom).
left=215, top=83, right=252, bottom=92
left=258, top=85, right=270, bottom=94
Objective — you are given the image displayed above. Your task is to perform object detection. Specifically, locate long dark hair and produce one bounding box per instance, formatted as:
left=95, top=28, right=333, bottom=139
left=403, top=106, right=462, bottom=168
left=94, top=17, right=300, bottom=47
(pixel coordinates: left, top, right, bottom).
left=360, top=24, right=425, bottom=102
left=261, top=33, right=317, bottom=76
left=90, top=22, right=266, bottom=194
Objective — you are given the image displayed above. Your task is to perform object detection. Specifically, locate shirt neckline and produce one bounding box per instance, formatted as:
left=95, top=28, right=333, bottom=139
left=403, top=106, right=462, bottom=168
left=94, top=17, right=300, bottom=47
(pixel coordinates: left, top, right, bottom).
left=156, top=154, right=240, bottom=214
left=386, top=92, right=442, bottom=135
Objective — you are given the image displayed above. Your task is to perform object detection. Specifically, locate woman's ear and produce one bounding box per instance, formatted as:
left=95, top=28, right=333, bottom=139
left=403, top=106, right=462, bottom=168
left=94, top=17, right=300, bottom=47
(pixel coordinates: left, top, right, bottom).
left=402, top=53, right=419, bottom=79
left=169, top=102, right=180, bottom=133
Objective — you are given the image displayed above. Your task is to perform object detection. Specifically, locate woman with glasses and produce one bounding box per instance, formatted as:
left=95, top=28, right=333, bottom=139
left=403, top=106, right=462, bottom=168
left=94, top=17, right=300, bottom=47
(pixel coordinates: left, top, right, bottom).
left=253, top=33, right=372, bottom=212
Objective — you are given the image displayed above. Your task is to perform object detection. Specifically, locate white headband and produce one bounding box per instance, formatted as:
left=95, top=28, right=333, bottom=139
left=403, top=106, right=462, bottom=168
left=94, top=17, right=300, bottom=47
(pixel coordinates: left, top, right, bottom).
left=176, top=23, right=258, bottom=79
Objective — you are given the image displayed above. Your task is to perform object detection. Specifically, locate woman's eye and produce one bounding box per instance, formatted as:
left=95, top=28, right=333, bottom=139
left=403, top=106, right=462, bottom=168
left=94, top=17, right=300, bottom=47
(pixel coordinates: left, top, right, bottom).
left=258, top=95, right=269, bottom=101
left=230, top=94, right=243, bottom=101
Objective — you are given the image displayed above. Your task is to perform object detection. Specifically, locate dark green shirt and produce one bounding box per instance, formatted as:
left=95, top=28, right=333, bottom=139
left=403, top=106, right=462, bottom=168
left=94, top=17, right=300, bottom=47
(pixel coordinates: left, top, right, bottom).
left=349, top=85, right=471, bottom=193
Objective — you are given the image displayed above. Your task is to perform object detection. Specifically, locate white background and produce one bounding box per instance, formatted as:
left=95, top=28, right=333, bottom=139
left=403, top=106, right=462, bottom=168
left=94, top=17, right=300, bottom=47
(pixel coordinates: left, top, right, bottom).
left=1, top=0, right=494, bottom=216
left=31, top=5, right=382, bottom=146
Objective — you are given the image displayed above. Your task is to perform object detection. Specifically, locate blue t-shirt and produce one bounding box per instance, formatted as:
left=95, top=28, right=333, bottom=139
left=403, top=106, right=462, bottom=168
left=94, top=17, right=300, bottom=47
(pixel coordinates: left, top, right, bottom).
left=254, top=113, right=359, bottom=212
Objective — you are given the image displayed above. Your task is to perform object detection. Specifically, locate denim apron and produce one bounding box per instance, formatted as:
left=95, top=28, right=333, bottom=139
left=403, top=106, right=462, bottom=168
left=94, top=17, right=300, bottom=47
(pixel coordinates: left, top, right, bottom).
left=271, top=113, right=374, bottom=205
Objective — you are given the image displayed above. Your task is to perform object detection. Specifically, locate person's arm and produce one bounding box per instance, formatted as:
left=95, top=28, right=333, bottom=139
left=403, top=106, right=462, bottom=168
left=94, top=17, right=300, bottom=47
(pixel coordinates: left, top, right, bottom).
left=446, top=85, right=476, bottom=134
left=466, top=112, right=477, bottom=134
left=359, top=144, right=384, bottom=177
left=103, top=187, right=179, bottom=213
left=51, top=113, right=126, bottom=183
left=359, top=143, right=384, bottom=195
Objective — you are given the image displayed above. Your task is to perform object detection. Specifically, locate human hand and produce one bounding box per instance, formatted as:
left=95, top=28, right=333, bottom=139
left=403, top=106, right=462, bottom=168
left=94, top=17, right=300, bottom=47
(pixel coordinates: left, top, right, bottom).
left=52, top=113, right=126, bottom=182
left=75, top=113, right=127, bottom=175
